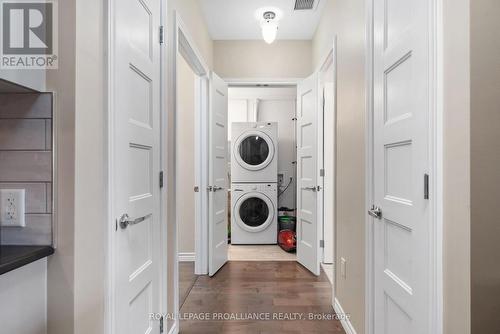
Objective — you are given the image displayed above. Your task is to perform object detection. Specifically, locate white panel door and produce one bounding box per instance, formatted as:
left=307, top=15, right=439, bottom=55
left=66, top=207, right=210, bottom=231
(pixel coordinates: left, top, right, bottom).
left=373, top=0, right=430, bottom=333
left=297, top=73, right=321, bottom=276
left=208, top=72, right=228, bottom=276
left=113, top=0, right=161, bottom=332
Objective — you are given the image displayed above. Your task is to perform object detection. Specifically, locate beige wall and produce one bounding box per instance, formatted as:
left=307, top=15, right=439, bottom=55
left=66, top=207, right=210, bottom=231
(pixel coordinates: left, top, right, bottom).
left=166, top=1, right=214, bottom=332
left=46, top=0, right=76, bottom=331
left=470, top=0, right=500, bottom=332
left=169, top=0, right=214, bottom=68
left=177, top=55, right=196, bottom=255
left=73, top=0, right=106, bottom=333
left=312, top=1, right=366, bottom=333
left=442, top=0, right=471, bottom=333
left=46, top=0, right=107, bottom=333
left=214, top=40, right=312, bottom=79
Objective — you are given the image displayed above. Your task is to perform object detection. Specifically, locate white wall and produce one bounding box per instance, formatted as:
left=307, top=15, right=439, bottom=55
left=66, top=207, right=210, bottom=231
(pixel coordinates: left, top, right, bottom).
left=228, top=87, right=297, bottom=209
left=214, top=40, right=312, bottom=79
left=0, top=259, right=48, bottom=334
left=177, top=55, right=196, bottom=255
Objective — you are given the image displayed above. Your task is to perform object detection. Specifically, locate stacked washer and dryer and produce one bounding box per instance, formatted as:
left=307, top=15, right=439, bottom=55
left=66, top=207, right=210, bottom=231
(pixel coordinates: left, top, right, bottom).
left=231, top=122, right=278, bottom=244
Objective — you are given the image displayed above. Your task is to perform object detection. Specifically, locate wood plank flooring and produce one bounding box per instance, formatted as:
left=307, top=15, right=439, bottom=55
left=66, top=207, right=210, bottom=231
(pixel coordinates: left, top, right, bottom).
left=179, top=262, right=198, bottom=309
left=180, top=261, right=346, bottom=333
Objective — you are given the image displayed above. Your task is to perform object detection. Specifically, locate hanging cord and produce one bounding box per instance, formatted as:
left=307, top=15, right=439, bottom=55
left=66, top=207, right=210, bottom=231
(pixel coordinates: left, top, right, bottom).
left=278, top=177, right=293, bottom=198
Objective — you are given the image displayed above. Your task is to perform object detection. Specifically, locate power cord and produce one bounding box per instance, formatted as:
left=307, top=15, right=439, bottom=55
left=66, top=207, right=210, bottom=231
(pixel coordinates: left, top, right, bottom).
left=278, top=177, right=293, bottom=198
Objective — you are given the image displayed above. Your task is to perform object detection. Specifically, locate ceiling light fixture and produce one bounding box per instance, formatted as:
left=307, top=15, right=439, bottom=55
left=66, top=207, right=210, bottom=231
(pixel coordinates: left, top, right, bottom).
left=261, top=11, right=278, bottom=44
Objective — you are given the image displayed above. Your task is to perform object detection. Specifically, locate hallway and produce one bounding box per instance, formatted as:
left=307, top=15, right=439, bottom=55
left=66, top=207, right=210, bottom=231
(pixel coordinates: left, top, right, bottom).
left=179, top=262, right=346, bottom=333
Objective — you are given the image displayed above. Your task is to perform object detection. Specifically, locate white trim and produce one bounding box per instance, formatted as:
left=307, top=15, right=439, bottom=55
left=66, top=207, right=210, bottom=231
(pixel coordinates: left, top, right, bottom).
left=225, top=77, right=303, bottom=86
left=364, top=1, right=444, bottom=334
left=334, top=298, right=358, bottom=334
left=431, top=0, right=444, bottom=333
left=364, top=1, right=375, bottom=334
left=178, top=252, right=196, bottom=262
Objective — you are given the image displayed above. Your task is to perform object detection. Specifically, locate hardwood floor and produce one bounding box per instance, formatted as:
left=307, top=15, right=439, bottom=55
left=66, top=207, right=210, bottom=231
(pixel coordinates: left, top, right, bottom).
left=180, top=261, right=346, bottom=333
left=179, top=262, right=198, bottom=309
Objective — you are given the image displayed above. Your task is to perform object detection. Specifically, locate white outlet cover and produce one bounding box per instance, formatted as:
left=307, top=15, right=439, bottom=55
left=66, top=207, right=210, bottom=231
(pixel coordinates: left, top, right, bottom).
left=0, top=189, right=26, bottom=227
left=340, top=257, right=347, bottom=279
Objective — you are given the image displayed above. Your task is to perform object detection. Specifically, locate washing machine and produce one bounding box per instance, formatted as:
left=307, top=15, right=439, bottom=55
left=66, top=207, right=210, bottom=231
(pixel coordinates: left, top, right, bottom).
left=231, top=122, right=278, bottom=183
left=231, top=183, right=278, bottom=244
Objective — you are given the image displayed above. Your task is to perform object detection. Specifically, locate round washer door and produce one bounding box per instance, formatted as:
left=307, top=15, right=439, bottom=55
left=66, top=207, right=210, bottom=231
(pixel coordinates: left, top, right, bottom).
left=234, top=131, right=275, bottom=171
left=234, top=192, right=275, bottom=233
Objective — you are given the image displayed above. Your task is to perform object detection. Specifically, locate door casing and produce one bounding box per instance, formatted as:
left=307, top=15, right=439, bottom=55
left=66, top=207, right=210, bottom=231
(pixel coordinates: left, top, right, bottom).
left=364, top=0, right=444, bottom=333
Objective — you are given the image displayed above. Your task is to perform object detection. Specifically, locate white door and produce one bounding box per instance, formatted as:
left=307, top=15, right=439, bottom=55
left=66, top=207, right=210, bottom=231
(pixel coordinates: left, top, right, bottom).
left=112, top=0, right=162, bottom=332
left=208, top=72, right=228, bottom=276
left=297, top=73, right=321, bottom=276
left=373, top=0, right=430, bottom=333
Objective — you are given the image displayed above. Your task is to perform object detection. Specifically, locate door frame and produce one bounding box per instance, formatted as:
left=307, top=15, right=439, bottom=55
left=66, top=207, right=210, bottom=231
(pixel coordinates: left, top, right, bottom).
left=364, top=0, right=444, bottom=334
left=169, top=11, right=211, bottom=331
left=105, top=0, right=167, bottom=332
left=316, top=38, right=338, bottom=306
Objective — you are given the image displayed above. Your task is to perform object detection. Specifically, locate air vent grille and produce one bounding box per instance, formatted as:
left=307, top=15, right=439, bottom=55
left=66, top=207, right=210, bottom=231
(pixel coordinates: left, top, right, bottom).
left=294, top=0, right=315, bottom=10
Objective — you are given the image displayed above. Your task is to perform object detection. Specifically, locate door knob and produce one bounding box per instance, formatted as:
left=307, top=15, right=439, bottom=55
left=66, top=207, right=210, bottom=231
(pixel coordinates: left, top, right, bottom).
left=368, top=206, right=382, bottom=219
left=119, top=213, right=152, bottom=229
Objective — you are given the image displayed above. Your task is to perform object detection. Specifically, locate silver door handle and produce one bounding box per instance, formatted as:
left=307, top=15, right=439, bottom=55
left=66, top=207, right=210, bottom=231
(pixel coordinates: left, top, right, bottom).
left=119, top=213, right=152, bottom=229
left=302, top=186, right=318, bottom=192
left=368, top=206, right=382, bottom=219
left=208, top=186, right=225, bottom=192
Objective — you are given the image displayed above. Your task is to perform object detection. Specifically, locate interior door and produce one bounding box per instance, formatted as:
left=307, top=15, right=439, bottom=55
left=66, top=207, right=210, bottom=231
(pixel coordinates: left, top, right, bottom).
left=208, top=72, right=228, bottom=276
left=373, top=0, right=430, bottom=333
left=296, top=73, right=321, bottom=276
left=113, top=0, right=161, bottom=332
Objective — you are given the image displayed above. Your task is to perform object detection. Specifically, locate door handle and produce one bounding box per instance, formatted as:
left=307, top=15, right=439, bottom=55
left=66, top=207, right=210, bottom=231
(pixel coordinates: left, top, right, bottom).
left=368, top=206, right=382, bottom=219
left=119, top=213, right=152, bottom=229
left=207, top=186, right=225, bottom=192
left=302, top=186, right=318, bottom=192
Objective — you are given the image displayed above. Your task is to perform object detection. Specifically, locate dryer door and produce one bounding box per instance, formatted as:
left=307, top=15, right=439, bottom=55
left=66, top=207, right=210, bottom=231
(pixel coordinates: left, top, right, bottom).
left=235, top=192, right=274, bottom=233
left=234, top=131, right=275, bottom=171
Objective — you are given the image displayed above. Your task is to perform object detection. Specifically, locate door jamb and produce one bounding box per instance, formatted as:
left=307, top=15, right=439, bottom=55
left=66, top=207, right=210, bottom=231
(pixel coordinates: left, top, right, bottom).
left=364, top=1, right=444, bottom=334
left=315, top=37, right=338, bottom=307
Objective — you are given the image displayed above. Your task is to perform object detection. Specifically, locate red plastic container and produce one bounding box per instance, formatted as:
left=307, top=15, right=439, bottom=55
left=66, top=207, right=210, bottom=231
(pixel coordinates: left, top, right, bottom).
left=278, top=229, right=296, bottom=252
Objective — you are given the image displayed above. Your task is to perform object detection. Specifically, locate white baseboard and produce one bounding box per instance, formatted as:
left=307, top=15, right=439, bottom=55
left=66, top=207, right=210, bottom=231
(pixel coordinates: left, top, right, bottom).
left=334, top=298, right=357, bottom=334
left=178, top=252, right=195, bottom=262
left=167, top=321, right=178, bottom=334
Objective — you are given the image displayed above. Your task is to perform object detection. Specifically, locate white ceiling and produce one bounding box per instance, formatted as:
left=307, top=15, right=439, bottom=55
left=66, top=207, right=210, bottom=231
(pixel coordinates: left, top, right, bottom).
left=198, top=0, right=326, bottom=40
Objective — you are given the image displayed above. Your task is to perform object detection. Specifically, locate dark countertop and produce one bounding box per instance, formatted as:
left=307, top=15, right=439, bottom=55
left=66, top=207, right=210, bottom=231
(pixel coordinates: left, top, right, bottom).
left=0, top=245, right=54, bottom=275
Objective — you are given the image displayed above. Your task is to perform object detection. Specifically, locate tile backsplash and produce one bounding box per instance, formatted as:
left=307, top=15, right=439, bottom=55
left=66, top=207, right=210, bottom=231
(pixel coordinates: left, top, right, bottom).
left=0, top=93, right=53, bottom=246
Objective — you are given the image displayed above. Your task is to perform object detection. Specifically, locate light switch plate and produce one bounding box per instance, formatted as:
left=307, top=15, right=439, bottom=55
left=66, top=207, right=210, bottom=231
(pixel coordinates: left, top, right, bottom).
left=340, top=257, right=347, bottom=279
left=0, top=189, right=26, bottom=227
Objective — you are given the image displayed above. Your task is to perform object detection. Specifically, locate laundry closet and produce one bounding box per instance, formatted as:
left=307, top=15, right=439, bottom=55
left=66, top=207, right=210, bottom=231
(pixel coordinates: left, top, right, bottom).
left=227, top=86, right=298, bottom=259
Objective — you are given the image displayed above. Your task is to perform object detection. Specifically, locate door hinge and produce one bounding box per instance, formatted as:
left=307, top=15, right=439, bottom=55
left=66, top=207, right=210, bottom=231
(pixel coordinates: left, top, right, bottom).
left=320, top=240, right=324, bottom=248
left=424, top=173, right=429, bottom=199
left=320, top=169, right=325, bottom=177
left=159, top=316, right=164, bottom=333
left=159, top=26, right=164, bottom=44
left=159, top=171, right=164, bottom=188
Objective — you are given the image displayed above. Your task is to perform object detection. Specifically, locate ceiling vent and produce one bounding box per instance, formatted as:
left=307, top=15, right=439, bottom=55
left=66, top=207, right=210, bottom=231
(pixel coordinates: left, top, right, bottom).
left=294, top=0, right=315, bottom=10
